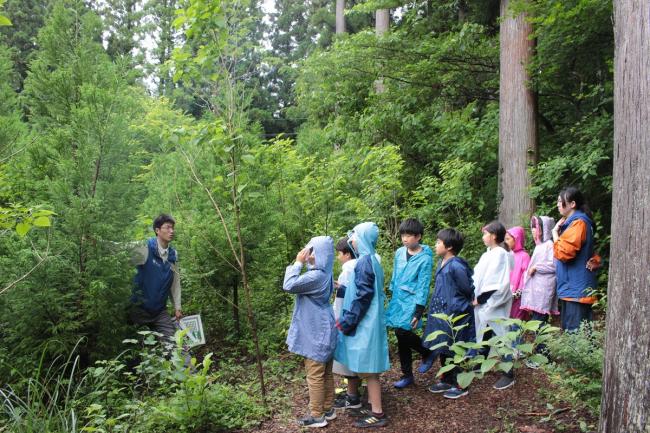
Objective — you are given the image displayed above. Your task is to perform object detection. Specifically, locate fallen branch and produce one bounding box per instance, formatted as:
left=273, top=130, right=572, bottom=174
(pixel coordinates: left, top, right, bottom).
left=524, top=407, right=571, bottom=417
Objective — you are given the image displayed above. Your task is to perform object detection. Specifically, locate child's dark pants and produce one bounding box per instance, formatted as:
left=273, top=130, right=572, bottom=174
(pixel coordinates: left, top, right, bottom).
left=394, top=328, right=429, bottom=377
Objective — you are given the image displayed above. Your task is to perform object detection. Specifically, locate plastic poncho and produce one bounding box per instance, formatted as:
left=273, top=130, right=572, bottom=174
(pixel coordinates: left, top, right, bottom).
left=385, top=245, right=433, bottom=331
left=333, top=259, right=356, bottom=376
left=507, top=226, right=531, bottom=320
left=521, top=216, right=559, bottom=315
left=283, top=236, right=337, bottom=363
left=473, top=246, right=514, bottom=341
left=334, top=222, right=390, bottom=374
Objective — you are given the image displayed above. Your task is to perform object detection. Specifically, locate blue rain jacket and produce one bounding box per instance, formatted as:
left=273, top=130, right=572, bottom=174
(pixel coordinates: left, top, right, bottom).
left=422, top=256, right=475, bottom=357
left=334, top=222, right=390, bottom=374
left=131, top=237, right=177, bottom=314
left=283, top=236, right=337, bottom=363
left=385, top=245, right=433, bottom=330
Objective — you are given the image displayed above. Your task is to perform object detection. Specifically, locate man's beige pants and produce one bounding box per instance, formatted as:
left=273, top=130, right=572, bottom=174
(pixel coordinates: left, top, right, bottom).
left=304, top=358, right=335, bottom=418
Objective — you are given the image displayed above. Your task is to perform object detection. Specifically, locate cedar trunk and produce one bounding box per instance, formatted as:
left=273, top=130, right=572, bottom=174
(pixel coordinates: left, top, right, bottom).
left=374, top=9, right=389, bottom=94
left=335, top=0, right=345, bottom=34
left=599, top=1, right=650, bottom=432
left=498, top=0, right=536, bottom=227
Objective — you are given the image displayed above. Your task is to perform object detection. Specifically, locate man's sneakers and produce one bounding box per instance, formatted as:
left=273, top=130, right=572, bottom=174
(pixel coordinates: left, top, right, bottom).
left=417, top=353, right=436, bottom=374
left=493, top=375, right=516, bottom=390
left=442, top=386, right=469, bottom=399
left=333, top=393, right=362, bottom=410
left=428, top=381, right=453, bottom=394
left=392, top=375, right=414, bottom=389
left=298, top=415, right=328, bottom=428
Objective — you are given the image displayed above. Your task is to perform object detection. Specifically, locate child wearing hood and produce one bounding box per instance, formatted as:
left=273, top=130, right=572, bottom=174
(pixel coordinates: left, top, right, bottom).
left=521, top=216, right=559, bottom=322
left=423, top=228, right=475, bottom=399
left=385, top=218, right=433, bottom=389
left=283, top=236, right=338, bottom=428
left=335, top=222, right=390, bottom=428
left=505, top=226, right=531, bottom=320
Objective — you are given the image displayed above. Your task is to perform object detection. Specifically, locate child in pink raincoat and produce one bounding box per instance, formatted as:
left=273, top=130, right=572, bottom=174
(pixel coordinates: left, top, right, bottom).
left=505, top=226, right=531, bottom=320
left=521, top=216, right=559, bottom=321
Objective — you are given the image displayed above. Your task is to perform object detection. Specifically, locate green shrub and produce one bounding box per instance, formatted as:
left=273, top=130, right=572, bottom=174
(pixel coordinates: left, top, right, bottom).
left=543, top=322, right=604, bottom=414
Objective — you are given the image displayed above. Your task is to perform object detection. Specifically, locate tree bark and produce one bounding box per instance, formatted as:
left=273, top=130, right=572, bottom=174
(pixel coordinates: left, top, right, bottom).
left=374, top=9, right=389, bottom=94
left=599, top=1, right=650, bottom=432
left=497, top=0, right=536, bottom=227
left=335, top=0, right=345, bottom=34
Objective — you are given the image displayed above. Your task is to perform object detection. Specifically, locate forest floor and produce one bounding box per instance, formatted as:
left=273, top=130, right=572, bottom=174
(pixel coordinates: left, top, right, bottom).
left=243, top=354, right=598, bottom=433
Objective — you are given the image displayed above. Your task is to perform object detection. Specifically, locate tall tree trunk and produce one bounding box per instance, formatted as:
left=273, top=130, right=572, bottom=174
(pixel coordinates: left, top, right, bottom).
left=335, top=0, right=345, bottom=34
left=497, top=0, right=536, bottom=227
left=232, top=274, right=240, bottom=336
left=374, top=9, right=389, bottom=94
left=599, top=1, right=650, bottom=432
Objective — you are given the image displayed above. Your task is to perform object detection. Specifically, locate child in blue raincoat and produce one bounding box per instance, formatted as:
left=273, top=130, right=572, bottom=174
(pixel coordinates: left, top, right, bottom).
left=334, top=222, right=390, bottom=428
left=385, top=218, right=434, bottom=388
left=422, top=228, right=475, bottom=399
left=283, top=236, right=338, bottom=428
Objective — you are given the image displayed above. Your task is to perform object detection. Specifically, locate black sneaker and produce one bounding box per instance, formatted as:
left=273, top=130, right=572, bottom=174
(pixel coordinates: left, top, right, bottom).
left=333, top=394, right=362, bottom=410
left=493, top=375, right=515, bottom=390
left=428, top=381, right=453, bottom=394
left=354, top=414, right=388, bottom=428
left=298, top=415, right=328, bottom=428
left=442, top=386, right=468, bottom=399
left=324, top=408, right=337, bottom=421
left=349, top=408, right=373, bottom=418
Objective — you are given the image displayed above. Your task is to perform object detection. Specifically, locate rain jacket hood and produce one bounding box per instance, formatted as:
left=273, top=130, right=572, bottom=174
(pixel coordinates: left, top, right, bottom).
left=507, top=226, right=526, bottom=252
left=349, top=221, right=379, bottom=257
left=306, top=236, right=335, bottom=275
left=531, top=215, right=555, bottom=245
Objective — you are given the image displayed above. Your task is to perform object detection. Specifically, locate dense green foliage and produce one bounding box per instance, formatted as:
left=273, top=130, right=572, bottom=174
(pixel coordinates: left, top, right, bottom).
left=0, top=0, right=613, bottom=431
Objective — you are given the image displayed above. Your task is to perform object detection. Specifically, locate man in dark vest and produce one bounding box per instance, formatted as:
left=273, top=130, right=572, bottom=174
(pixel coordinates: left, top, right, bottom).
left=129, top=214, right=182, bottom=345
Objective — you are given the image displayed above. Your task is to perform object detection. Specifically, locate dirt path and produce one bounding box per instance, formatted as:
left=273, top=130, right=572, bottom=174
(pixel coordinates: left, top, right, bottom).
left=247, top=355, right=597, bottom=433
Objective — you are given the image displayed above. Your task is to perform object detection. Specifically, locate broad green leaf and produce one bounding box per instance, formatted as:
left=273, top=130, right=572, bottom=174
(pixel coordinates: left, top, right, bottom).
left=424, top=330, right=447, bottom=342
left=32, top=216, right=51, bottom=227
left=457, top=371, right=475, bottom=389
left=498, top=361, right=513, bottom=373
left=451, top=313, right=468, bottom=323
left=480, top=358, right=498, bottom=374
left=15, top=222, right=30, bottom=237
left=436, top=363, right=456, bottom=377
left=515, top=343, right=534, bottom=354
left=0, top=15, right=11, bottom=26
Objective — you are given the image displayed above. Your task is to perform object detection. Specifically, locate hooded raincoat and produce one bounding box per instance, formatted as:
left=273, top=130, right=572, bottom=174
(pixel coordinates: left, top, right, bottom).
left=473, top=246, right=514, bottom=341
left=334, top=222, right=390, bottom=374
left=521, top=216, right=558, bottom=315
left=283, top=236, right=337, bottom=363
left=385, top=245, right=433, bottom=331
left=422, top=256, right=475, bottom=357
left=507, top=226, right=531, bottom=320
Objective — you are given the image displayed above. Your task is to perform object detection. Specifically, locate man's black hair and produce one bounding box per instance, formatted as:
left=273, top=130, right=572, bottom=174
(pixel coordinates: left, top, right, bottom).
left=335, top=236, right=354, bottom=256
left=399, top=218, right=424, bottom=236
left=436, top=228, right=464, bottom=254
left=153, top=213, right=176, bottom=233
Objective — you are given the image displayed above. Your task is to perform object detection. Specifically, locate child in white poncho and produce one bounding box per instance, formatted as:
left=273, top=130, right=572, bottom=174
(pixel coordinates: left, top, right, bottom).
left=472, top=221, right=515, bottom=390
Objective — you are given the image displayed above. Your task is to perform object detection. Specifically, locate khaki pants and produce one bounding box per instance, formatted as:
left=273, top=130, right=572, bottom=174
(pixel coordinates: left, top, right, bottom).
left=304, top=358, right=335, bottom=418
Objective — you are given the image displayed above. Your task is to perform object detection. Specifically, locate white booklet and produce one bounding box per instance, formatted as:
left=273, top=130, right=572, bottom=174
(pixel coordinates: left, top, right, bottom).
left=178, top=314, right=206, bottom=347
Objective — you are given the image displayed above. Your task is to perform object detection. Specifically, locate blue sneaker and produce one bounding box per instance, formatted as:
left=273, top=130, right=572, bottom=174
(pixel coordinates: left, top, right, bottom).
left=393, top=376, right=414, bottom=389
left=418, top=354, right=436, bottom=374
left=442, top=386, right=468, bottom=399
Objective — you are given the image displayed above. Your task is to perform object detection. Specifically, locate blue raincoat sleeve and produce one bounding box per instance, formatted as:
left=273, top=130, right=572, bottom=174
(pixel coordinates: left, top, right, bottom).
left=451, top=261, right=474, bottom=298
left=283, top=263, right=327, bottom=296
left=338, top=256, right=375, bottom=335
left=414, top=254, right=433, bottom=307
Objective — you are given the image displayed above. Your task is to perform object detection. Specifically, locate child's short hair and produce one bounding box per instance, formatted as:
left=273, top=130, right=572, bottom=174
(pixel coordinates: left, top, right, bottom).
left=437, top=228, right=464, bottom=254
left=335, top=236, right=354, bottom=256
left=399, top=218, right=424, bottom=236
left=482, top=220, right=509, bottom=251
